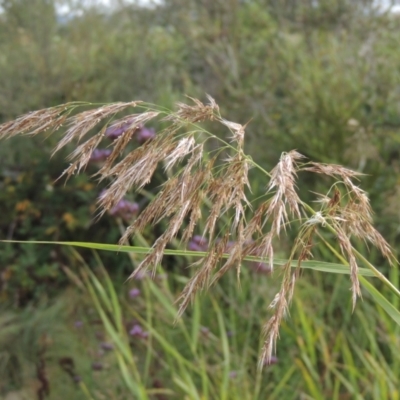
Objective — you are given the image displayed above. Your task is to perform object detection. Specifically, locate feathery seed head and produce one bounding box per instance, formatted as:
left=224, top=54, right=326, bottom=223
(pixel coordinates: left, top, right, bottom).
left=0, top=104, right=68, bottom=140
left=53, top=102, right=139, bottom=154
left=165, top=95, right=219, bottom=124
left=221, top=118, right=246, bottom=146
left=164, top=137, right=196, bottom=172
left=267, top=150, right=304, bottom=235
left=0, top=97, right=395, bottom=370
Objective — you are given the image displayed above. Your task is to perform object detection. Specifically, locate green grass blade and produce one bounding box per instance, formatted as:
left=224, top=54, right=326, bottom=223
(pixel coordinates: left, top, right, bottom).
left=359, top=276, right=400, bottom=326
left=295, top=358, right=324, bottom=400
left=1, top=240, right=376, bottom=276
left=211, top=297, right=230, bottom=400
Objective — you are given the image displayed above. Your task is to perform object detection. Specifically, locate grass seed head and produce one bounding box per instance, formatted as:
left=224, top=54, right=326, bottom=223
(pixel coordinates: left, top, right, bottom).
left=0, top=97, right=396, bottom=370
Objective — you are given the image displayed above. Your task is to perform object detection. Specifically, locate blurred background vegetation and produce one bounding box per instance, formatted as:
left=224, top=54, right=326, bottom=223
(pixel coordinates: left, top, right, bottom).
left=0, top=0, right=400, bottom=398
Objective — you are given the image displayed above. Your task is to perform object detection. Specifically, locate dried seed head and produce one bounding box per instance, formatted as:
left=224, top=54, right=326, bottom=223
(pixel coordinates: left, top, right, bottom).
left=336, top=228, right=361, bottom=309
left=0, top=104, right=68, bottom=140
left=53, top=102, right=138, bottom=154
left=62, top=132, right=104, bottom=177
left=305, top=163, right=370, bottom=210
left=164, top=137, right=196, bottom=172
left=165, top=95, right=219, bottom=124
left=220, top=118, right=246, bottom=146
left=260, top=264, right=297, bottom=367
left=267, top=151, right=304, bottom=235
left=104, top=116, right=142, bottom=140
left=203, top=153, right=251, bottom=242
left=98, top=138, right=176, bottom=215
left=1, top=97, right=395, bottom=371
left=337, top=199, right=395, bottom=266
left=126, top=177, right=180, bottom=234
left=303, top=162, right=363, bottom=181
left=250, top=231, right=275, bottom=272
left=176, top=234, right=229, bottom=318
left=101, top=112, right=159, bottom=174
left=181, top=192, right=203, bottom=244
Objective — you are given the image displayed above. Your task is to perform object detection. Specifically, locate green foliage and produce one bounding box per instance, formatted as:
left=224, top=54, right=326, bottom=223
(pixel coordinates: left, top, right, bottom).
left=2, top=249, right=398, bottom=399
left=0, top=147, right=108, bottom=302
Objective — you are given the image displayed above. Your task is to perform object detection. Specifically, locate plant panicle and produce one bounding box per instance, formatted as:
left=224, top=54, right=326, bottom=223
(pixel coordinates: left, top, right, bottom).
left=0, top=96, right=396, bottom=366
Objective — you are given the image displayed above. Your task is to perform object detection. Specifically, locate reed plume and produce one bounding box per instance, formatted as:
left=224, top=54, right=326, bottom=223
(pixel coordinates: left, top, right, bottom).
left=0, top=96, right=395, bottom=365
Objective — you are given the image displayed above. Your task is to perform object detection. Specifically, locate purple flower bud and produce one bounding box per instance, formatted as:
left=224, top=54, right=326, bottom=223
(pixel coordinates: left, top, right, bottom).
left=89, top=149, right=112, bottom=163
left=136, top=127, right=156, bottom=144
left=188, top=242, right=204, bottom=252
left=105, top=118, right=137, bottom=140
left=129, top=288, right=141, bottom=298
left=105, top=126, right=124, bottom=140
left=73, top=375, right=82, bottom=383
left=100, top=342, right=114, bottom=351
left=188, top=235, right=208, bottom=251
left=129, top=324, right=148, bottom=339
left=74, top=320, right=83, bottom=328
left=192, top=235, right=208, bottom=246
left=91, top=362, right=103, bottom=371
left=109, top=199, right=139, bottom=220
left=129, top=324, right=142, bottom=336
left=229, top=371, right=238, bottom=379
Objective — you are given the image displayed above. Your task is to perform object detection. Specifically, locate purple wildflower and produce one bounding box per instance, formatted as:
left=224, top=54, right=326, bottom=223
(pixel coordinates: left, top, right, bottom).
left=89, top=149, right=112, bottom=163
left=229, top=371, right=238, bottom=379
left=74, top=320, right=83, bottom=328
left=192, top=235, right=208, bottom=246
left=109, top=199, right=139, bottom=220
left=188, top=235, right=208, bottom=251
left=129, top=324, right=148, bottom=339
left=129, top=288, right=141, bottom=298
left=187, top=242, right=204, bottom=251
left=105, top=118, right=137, bottom=140
left=91, top=362, right=104, bottom=371
left=136, top=126, right=156, bottom=144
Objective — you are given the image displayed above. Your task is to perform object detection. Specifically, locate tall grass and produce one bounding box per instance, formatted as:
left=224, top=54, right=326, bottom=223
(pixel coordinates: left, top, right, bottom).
left=0, top=96, right=399, bottom=368
left=1, top=247, right=398, bottom=398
